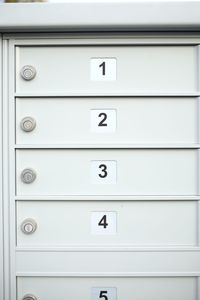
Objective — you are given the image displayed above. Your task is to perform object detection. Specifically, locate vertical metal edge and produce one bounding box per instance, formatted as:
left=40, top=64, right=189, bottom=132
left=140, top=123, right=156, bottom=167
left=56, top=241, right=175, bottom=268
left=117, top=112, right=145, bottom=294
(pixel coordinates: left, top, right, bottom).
left=0, top=33, right=4, bottom=300
left=3, top=40, right=11, bottom=300
left=8, top=38, right=17, bottom=300
left=196, top=276, right=200, bottom=300
left=197, top=44, right=200, bottom=300
left=197, top=45, right=200, bottom=247
left=2, top=37, right=10, bottom=300
left=3, top=37, right=16, bottom=299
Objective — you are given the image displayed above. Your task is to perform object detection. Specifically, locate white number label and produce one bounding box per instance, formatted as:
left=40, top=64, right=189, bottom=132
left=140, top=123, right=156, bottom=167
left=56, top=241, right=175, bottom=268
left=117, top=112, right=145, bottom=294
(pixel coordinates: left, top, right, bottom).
left=91, top=161, right=117, bottom=184
left=91, top=212, right=117, bottom=235
left=91, top=110, right=117, bottom=133
left=92, top=288, right=117, bottom=300
left=91, top=58, right=117, bottom=81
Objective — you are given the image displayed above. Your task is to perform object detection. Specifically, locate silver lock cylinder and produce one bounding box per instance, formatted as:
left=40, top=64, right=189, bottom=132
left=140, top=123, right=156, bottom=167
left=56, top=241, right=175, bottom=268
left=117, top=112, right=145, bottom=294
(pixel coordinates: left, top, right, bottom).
left=21, top=168, right=37, bottom=184
left=21, top=218, right=37, bottom=235
left=21, top=65, right=37, bottom=81
left=21, top=117, right=36, bottom=132
left=23, top=294, right=37, bottom=300
left=23, top=296, right=37, bottom=300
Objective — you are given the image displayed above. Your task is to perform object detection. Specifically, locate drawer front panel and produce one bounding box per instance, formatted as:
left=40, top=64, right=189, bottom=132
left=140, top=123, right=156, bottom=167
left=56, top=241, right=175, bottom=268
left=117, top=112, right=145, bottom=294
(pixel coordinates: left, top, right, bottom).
left=17, top=201, right=197, bottom=247
left=17, top=277, right=197, bottom=300
left=16, top=97, right=198, bottom=145
left=16, top=251, right=200, bottom=273
left=16, top=149, right=197, bottom=196
left=16, top=46, right=196, bottom=94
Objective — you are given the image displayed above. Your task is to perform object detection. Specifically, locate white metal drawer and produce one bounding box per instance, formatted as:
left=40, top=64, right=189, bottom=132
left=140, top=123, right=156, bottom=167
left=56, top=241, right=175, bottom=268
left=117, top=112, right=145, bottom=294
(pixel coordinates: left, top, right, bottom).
left=17, top=277, right=197, bottom=300
left=16, top=46, right=196, bottom=94
left=16, top=97, right=198, bottom=145
left=16, top=149, right=197, bottom=196
left=16, top=200, right=197, bottom=247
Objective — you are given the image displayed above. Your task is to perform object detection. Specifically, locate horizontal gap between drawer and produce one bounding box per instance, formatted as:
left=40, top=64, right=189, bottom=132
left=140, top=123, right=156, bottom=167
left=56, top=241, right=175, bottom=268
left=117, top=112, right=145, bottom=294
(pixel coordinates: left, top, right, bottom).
left=15, top=272, right=200, bottom=277
left=10, top=36, right=200, bottom=44
left=14, top=144, right=200, bottom=149
left=16, top=246, right=200, bottom=253
left=15, top=196, right=200, bottom=201
left=14, top=93, right=200, bottom=98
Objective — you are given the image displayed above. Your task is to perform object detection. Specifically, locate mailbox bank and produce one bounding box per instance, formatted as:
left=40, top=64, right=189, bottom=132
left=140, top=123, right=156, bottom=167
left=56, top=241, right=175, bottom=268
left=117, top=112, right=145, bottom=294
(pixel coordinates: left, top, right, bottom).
left=0, top=1, right=200, bottom=299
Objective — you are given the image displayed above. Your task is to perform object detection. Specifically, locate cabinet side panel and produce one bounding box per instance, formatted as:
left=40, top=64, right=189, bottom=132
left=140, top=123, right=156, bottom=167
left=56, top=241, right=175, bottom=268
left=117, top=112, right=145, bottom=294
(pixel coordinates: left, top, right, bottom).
left=0, top=34, right=4, bottom=300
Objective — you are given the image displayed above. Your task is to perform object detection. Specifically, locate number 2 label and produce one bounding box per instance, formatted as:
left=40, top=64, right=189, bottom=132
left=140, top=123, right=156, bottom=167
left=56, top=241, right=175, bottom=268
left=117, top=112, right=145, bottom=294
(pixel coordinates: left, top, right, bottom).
left=90, top=58, right=117, bottom=81
left=91, top=110, right=117, bottom=133
left=92, top=288, right=117, bottom=300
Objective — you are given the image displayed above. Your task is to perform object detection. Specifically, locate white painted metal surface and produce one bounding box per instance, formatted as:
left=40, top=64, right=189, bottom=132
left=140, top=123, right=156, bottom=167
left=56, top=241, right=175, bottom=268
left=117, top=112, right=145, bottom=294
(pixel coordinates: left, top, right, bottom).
left=16, top=97, right=198, bottom=145
left=16, top=149, right=197, bottom=196
left=0, top=3, right=200, bottom=298
left=1, top=1, right=200, bottom=32
left=17, top=277, right=197, bottom=300
left=16, top=201, right=197, bottom=247
left=16, top=250, right=200, bottom=274
left=0, top=34, right=4, bottom=300
left=16, top=46, right=196, bottom=94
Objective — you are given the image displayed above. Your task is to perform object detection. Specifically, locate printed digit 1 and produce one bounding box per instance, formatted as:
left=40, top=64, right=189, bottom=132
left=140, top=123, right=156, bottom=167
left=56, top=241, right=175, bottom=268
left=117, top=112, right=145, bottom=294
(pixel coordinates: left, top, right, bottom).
left=99, top=61, right=106, bottom=76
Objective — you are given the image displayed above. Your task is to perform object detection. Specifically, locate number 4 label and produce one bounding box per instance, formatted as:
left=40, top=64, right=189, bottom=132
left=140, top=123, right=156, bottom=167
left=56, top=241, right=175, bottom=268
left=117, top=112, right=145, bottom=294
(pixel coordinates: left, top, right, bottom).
left=91, top=58, right=117, bottom=81
left=91, top=212, right=117, bottom=235
left=92, top=288, right=117, bottom=300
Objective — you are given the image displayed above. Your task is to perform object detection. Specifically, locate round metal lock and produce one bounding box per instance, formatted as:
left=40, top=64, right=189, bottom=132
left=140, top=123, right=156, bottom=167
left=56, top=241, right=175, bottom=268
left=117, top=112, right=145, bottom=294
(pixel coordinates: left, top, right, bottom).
left=23, top=295, right=37, bottom=300
left=20, top=117, right=36, bottom=132
left=21, top=168, right=37, bottom=184
left=23, top=294, right=37, bottom=300
left=20, top=65, right=37, bottom=81
left=21, top=218, right=37, bottom=235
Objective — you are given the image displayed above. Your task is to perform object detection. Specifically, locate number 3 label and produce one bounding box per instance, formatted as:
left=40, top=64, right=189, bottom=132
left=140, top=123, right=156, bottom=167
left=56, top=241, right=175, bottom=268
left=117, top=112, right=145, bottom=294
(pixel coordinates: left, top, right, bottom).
left=91, top=161, right=117, bottom=184
left=91, top=110, right=117, bottom=133
left=92, top=288, right=117, bottom=300
left=91, top=58, right=117, bottom=81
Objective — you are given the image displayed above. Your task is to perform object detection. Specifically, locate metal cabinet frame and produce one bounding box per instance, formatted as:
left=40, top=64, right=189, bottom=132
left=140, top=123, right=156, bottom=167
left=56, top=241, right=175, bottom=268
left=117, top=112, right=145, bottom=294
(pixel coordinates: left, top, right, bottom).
left=1, top=1, right=200, bottom=300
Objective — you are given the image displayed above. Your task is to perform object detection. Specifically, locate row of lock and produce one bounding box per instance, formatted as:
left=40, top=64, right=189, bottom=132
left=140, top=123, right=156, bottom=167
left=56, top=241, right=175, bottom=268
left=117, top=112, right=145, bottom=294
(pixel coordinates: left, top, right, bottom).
left=19, top=64, right=36, bottom=254
left=19, top=64, right=38, bottom=135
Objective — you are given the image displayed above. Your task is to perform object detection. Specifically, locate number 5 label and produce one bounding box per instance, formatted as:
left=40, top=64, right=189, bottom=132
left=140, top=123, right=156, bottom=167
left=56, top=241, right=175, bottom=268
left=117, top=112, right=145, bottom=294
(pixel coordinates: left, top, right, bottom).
left=92, top=288, right=117, bottom=300
left=91, top=161, right=117, bottom=184
left=91, top=58, right=117, bottom=81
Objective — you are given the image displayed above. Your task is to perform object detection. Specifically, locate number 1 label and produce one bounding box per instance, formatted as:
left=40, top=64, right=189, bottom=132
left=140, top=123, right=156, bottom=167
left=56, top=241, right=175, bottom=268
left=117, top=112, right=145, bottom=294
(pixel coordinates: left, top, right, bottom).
left=92, top=288, right=117, bottom=300
left=91, top=58, right=117, bottom=81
